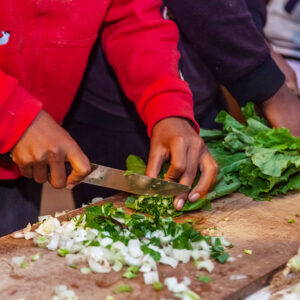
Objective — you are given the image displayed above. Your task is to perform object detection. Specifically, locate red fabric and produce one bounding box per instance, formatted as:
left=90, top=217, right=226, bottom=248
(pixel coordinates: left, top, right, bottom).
left=0, top=0, right=196, bottom=180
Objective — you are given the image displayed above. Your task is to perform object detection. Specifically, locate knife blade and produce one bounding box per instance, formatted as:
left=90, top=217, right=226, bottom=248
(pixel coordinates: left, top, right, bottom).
left=82, top=163, right=190, bottom=196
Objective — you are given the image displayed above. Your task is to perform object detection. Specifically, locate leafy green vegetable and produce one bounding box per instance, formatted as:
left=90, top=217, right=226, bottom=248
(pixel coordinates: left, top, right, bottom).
left=125, top=154, right=146, bottom=175
left=141, top=244, right=161, bottom=261
left=197, top=275, right=212, bottom=283
left=125, top=102, right=300, bottom=215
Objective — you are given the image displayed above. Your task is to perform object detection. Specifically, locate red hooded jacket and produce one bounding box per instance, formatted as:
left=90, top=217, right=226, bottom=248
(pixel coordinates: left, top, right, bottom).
left=0, top=0, right=198, bottom=179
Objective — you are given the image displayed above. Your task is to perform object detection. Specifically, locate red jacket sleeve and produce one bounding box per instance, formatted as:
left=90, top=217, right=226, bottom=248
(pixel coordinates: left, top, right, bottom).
left=101, top=0, right=199, bottom=136
left=0, top=70, right=42, bottom=154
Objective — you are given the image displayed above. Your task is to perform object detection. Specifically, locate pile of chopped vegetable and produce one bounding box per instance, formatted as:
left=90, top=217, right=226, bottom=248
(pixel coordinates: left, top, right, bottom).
left=125, top=103, right=300, bottom=216
left=17, top=202, right=232, bottom=299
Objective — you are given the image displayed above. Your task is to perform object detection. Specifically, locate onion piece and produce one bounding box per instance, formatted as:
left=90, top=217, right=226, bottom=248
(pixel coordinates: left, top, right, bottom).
left=36, top=217, right=60, bottom=235
left=164, top=277, right=178, bottom=291
left=194, top=260, right=214, bottom=273
left=128, top=240, right=143, bottom=258
left=65, top=254, right=86, bottom=266
left=144, top=271, right=159, bottom=285
left=88, top=258, right=111, bottom=273
left=182, top=290, right=201, bottom=300
left=172, top=249, right=191, bottom=263
left=288, top=255, right=300, bottom=272
left=182, top=276, right=191, bottom=286
left=11, top=256, right=26, bottom=267
left=47, top=234, right=60, bottom=251
left=12, top=231, right=24, bottom=239
left=160, top=256, right=178, bottom=269
left=112, top=260, right=123, bottom=272
left=191, top=249, right=210, bottom=261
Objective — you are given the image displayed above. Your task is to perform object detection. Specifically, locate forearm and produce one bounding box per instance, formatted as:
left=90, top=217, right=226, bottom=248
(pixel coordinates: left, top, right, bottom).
left=101, top=0, right=198, bottom=136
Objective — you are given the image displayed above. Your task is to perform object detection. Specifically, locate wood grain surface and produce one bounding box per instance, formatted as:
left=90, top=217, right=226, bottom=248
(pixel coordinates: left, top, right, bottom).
left=0, top=192, right=299, bottom=300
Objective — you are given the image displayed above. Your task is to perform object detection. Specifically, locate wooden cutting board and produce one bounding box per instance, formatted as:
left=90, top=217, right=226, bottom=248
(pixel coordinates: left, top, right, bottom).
left=0, top=192, right=300, bottom=300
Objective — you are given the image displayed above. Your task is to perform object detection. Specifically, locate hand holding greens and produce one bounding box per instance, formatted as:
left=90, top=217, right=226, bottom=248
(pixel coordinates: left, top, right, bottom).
left=125, top=103, right=300, bottom=216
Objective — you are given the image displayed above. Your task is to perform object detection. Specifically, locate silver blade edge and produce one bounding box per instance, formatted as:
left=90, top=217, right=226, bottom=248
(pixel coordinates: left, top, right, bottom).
left=82, top=164, right=190, bottom=196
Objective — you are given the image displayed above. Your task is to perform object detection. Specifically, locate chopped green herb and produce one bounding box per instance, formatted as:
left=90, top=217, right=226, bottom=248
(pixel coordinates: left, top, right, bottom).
left=197, top=275, right=212, bottom=283
left=30, top=252, right=40, bottom=261
left=141, top=244, right=161, bottom=261
left=288, top=218, right=295, bottom=224
left=75, top=214, right=84, bottom=227
left=20, top=260, right=29, bottom=269
left=114, top=284, right=133, bottom=294
left=244, top=249, right=252, bottom=255
left=216, top=252, right=229, bottom=263
left=153, top=281, right=164, bottom=291
left=123, top=266, right=139, bottom=279
left=296, top=214, right=299, bottom=218
left=57, top=248, right=70, bottom=257
left=34, top=236, right=48, bottom=248
left=69, top=264, right=77, bottom=269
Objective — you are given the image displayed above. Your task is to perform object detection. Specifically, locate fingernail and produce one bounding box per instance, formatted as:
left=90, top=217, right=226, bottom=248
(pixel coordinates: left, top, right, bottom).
left=176, top=198, right=185, bottom=210
left=189, top=193, right=200, bottom=202
left=66, top=183, right=75, bottom=190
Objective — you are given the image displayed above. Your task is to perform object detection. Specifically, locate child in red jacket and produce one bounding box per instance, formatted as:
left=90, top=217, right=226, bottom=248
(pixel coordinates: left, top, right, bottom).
left=0, top=0, right=217, bottom=235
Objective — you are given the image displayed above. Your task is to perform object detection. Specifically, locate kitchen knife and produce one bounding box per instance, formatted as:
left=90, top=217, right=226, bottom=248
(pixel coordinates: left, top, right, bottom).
left=82, top=163, right=190, bottom=196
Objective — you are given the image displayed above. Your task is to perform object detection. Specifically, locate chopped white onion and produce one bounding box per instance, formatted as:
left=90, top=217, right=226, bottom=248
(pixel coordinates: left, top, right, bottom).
left=199, top=240, right=211, bottom=251
left=47, top=234, right=60, bottom=251
left=173, top=283, right=188, bottom=293
left=182, top=276, right=191, bottom=286
left=164, top=277, right=178, bottom=291
left=160, top=256, right=178, bottom=269
left=65, top=254, right=86, bottom=266
left=143, top=271, right=159, bottom=285
left=124, top=254, right=142, bottom=267
left=11, top=256, right=26, bottom=267
left=191, top=249, right=210, bottom=261
left=91, top=197, right=103, bottom=204
left=172, top=249, right=191, bottom=263
left=182, top=290, right=201, bottom=300
left=12, top=231, right=24, bottom=239
left=194, top=260, right=214, bottom=273
left=288, top=255, right=300, bottom=272
left=100, top=237, right=113, bottom=248
left=88, top=258, right=111, bottom=273
left=36, top=217, right=60, bottom=236
left=24, top=231, right=37, bottom=240
left=85, top=247, right=104, bottom=262
left=112, top=260, right=123, bottom=272
left=128, top=239, right=143, bottom=258
left=229, top=274, right=247, bottom=280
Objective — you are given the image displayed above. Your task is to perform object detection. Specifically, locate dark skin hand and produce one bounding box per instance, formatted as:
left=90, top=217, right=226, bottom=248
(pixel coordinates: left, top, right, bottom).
left=260, top=83, right=300, bottom=138
left=269, top=44, right=299, bottom=94
left=146, top=117, right=219, bottom=210
left=11, top=110, right=91, bottom=188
